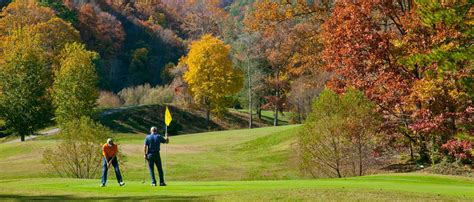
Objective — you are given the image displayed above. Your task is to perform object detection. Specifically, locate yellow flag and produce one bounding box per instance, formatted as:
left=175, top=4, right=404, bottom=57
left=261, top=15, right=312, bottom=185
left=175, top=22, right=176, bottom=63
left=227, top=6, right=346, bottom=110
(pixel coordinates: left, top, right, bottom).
left=165, top=106, right=172, bottom=126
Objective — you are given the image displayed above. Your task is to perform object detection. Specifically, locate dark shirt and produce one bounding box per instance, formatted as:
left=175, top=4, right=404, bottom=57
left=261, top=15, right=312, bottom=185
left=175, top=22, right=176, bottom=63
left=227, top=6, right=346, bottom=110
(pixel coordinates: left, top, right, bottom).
left=145, top=133, right=167, bottom=154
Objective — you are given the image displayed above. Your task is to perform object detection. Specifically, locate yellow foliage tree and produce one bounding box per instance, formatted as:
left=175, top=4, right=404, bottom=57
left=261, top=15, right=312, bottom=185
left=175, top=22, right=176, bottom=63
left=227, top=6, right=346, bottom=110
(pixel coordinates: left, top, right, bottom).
left=0, top=1, right=80, bottom=70
left=183, top=34, right=243, bottom=128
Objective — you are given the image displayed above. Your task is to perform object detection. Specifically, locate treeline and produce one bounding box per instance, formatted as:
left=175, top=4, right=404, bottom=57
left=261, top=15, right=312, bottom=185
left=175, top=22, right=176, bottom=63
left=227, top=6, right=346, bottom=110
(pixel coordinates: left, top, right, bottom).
left=177, top=0, right=472, bottom=175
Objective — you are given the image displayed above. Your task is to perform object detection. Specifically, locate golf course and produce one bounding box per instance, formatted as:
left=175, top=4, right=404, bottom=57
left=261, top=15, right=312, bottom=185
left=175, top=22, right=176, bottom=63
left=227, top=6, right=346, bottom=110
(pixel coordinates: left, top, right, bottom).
left=1, top=124, right=473, bottom=201
left=0, top=0, right=473, bottom=201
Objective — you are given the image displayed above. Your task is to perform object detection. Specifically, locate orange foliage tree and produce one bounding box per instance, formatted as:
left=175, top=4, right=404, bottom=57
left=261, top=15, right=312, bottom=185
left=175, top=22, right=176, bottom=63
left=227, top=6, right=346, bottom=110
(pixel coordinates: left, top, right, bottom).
left=245, top=0, right=331, bottom=126
left=322, top=0, right=473, bottom=162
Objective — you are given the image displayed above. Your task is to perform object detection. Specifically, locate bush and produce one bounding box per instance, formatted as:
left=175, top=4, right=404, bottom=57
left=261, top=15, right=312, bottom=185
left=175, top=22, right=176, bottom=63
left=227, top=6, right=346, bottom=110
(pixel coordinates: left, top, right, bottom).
left=43, top=117, right=111, bottom=178
left=429, top=158, right=473, bottom=177
left=118, top=84, right=175, bottom=106
left=97, top=91, right=122, bottom=108
left=118, top=84, right=152, bottom=106
left=298, top=88, right=382, bottom=178
left=442, top=139, right=473, bottom=164
left=142, top=85, right=174, bottom=105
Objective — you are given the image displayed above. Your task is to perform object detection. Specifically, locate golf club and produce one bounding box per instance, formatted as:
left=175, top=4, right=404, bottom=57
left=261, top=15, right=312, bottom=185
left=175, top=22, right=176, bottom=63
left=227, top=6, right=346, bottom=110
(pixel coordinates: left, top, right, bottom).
left=142, top=158, right=147, bottom=184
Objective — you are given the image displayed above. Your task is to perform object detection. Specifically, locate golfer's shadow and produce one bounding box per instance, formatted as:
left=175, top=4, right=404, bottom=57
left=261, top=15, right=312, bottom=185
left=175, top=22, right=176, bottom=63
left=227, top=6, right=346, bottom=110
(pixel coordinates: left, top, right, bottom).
left=0, top=194, right=204, bottom=201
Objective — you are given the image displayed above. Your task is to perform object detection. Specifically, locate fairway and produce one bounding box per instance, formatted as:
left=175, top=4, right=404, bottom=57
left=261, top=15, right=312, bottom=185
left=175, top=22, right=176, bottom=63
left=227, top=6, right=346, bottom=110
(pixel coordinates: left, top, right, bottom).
left=0, top=174, right=473, bottom=201
left=1, top=125, right=473, bottom=201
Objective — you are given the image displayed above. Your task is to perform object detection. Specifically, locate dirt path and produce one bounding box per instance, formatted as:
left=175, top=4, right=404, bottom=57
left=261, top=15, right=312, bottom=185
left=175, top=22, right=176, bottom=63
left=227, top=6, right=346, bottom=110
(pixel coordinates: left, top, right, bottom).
left=4, top=128, right=60, bottom=144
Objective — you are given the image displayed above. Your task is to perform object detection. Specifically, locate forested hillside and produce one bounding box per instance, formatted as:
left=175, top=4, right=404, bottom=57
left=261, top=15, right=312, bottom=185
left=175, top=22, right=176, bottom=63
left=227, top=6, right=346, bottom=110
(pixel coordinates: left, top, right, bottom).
left=0, top=0, right=254, bottom=91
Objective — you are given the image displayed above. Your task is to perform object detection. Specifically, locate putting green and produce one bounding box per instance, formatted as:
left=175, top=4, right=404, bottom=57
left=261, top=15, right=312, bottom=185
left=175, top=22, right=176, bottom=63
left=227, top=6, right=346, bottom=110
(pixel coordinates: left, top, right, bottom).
left=0, top=174, right=472, bottom=201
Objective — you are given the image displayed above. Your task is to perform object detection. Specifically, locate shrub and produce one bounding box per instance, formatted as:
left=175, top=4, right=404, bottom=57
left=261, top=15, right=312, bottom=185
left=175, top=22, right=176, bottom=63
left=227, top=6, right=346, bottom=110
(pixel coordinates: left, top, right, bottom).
left=118, top=84, right=152, bottom=106
left=43, top=117, right=111, bottom=178
left=97, top=91, right=122, bottom=108
left=118, top=84, right=176, bottom=106
left=142, top=85, right=175, bottom=105
left=429, top=158, right=473, bottom=177
left=442, top=139, right=473, bottom=164
left=298, top=88, right=382, bottom=178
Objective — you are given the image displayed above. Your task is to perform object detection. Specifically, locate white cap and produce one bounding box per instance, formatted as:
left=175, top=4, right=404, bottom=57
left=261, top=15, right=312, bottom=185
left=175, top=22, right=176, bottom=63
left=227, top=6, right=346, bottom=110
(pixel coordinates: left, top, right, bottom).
left=150, top=126, right=157, bottom=134
left=107, top=138, right=113, bottom=145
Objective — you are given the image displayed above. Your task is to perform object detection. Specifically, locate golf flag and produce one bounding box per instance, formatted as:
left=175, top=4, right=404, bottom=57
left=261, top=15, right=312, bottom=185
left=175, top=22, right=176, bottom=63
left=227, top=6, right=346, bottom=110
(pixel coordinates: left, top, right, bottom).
left=165, top=106, right=172, bottom=126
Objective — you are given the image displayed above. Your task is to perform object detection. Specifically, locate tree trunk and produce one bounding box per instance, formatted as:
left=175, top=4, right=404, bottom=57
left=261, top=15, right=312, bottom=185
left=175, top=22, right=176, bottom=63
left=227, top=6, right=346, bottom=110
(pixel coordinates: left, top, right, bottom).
left=205, top=97, right=211, bottom=131
left=20, top=134, right=25, bottom=142
left=257, top=105, right=262, bottom=120
left=297, top=106, right=302, bottom=124
left=273, top=102, right=278, bottom=126
left=273, top=70, right=280, bottom=126
left=248, top=60, right=252, bottom=129
left=358, top=133, right=363, bottom=176
left=418, top=135, right=430, bottom=163
left=206, top=108, right=210, bottom=131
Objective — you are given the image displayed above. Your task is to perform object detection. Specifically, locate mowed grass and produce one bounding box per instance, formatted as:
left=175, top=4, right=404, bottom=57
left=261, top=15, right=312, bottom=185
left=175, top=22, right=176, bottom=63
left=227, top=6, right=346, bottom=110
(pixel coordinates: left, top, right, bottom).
left=1, top=125, right=473, bottom=201
left=0, top=174, right=472, bottom=201
left=115, top=125, right=302, bottom=181
left=0, top=125, right=301, bottom=181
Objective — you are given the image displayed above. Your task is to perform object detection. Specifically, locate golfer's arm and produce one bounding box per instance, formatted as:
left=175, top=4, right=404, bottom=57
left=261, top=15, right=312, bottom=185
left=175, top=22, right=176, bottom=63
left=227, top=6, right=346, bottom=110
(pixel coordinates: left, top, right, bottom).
left=144, top=145, right=148, bottom=156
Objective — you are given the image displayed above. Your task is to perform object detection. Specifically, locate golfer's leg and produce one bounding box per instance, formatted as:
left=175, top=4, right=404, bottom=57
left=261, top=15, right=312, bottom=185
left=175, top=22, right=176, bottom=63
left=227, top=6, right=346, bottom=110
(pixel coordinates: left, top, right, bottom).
left=112, top=157, right=123, bottom=183
left=157, top=153, right=164, bottom=184
left=148, top=155, right=157, bottom=185
left=101, top=158, right=108, bottom=185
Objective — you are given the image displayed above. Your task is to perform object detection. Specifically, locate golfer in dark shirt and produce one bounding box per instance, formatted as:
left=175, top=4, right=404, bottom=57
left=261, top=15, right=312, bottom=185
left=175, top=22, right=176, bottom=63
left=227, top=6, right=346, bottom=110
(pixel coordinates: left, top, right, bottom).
left=144, top=126, right=169, bottom=186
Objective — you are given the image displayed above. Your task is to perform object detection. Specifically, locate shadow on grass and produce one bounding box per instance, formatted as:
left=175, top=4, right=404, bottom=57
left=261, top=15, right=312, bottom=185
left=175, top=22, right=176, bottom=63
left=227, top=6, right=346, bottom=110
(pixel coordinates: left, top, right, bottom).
left=0, top=194, right=208, bottom=201
left=96, top=105, right=219, bottom=135
left=95, top=105, right=284, bottom=135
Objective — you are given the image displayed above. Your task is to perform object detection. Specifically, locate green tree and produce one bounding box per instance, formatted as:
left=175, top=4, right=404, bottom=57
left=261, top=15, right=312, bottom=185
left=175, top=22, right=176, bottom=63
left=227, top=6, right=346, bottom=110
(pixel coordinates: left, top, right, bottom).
left=0, top=29, right=52, bottom=141
left=183, top=34, right=244, bottom=128
left=128, top=48, right=150, bottom=85
left=52, top=43, right=99, bottom=124
left=299, top=88, right=382, bottom=178
left=38, top=0, right=78, bottom=25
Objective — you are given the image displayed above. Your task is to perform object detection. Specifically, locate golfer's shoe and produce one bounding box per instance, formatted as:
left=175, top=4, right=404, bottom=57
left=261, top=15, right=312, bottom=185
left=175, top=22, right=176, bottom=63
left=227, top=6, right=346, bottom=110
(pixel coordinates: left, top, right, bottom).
left=160, top=183, right=167, bottom=186
left=101, top=184, right=105, bottom=187
left=151, top=183, right=157, bottom=186
left=119, top=182, right=125, bottom=186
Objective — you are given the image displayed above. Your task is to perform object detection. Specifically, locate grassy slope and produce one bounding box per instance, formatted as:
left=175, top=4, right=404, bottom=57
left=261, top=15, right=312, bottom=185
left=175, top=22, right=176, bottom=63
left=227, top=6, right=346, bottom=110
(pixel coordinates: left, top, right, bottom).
left=1, top=125, right=473, bottom=201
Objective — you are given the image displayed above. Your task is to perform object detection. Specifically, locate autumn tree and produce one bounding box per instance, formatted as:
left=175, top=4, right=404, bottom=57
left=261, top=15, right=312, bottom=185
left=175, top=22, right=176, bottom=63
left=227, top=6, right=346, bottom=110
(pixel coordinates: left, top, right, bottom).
left=288, top=73, right=330, bottom=123
left=183, top=35, right=244, bottom=128
left=246, top=0, right=331, bottom=126
left=322, top=0, right=473, bottom=163
left=78, top=3, right=125, bottom=55
left=0, top=1, right=80, bottom=141
left=52, top=43, right=99, bottom=124
left=169, top=62, right=193, bottom=106
left=178, top=0, right=229, bottom=39
left=0, top=0, right=80, bottom=70
left=232, top=32, right=267, bottom=128
left=0, top=30, right=52, bottom=142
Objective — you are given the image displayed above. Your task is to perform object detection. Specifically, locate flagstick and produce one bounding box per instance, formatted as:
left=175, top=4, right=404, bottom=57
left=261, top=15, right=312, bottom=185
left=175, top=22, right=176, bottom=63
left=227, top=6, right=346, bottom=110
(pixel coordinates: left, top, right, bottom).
left=164, top=125, right=168, bottom=179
